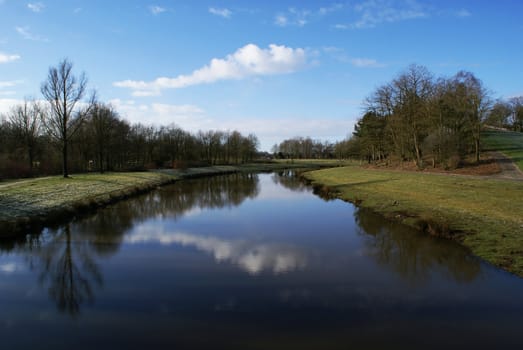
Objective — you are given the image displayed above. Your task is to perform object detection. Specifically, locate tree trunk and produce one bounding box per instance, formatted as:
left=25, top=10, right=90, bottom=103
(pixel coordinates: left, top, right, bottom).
left=475, top=137, right=480, bottom=163
left=28, top=145, right=34, bottom=176
left=63, top=141, right=69, bottom=178
left=98, top=150, right=104, bottom=174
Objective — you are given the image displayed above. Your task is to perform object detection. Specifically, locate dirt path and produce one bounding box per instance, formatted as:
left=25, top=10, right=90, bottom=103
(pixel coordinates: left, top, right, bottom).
left=489, top=151, right=523, bottom=181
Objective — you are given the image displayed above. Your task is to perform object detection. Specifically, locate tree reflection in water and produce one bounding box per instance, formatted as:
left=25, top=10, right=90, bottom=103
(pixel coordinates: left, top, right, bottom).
left=354, top=208, right=481, bottom=283
left=271, top=170, right=309, bottom=192
left=33, top=224, right=102, bottom=316
left=0, top=172, right=261, bottom=316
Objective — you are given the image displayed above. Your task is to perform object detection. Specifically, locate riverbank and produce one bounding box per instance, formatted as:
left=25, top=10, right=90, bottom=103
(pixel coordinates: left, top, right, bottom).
left=0, top=162, right=343, bottom=236
left=303, top=165, right=523, bottom=277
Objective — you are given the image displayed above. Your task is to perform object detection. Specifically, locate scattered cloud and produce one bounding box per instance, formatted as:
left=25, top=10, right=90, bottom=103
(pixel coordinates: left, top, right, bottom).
left=274, top=8, right=310, bottom=27
left=351, top=58, right=386, bottom=68
left=114, top=43, right=308, bottom=96
left=0, top=80, right=22, bottom=88
left=149, top=5, right=166, bottom=15
left=209, top=7, right=232, bottom=19
left=274, top=14, right=288, bottom=27
left=0, top=52, right=20, bottom=63
left=333, top=24, right=349, bottom=30
left=0, top=80, right=24, bottom=97
left=27, top=2, right=45, bottom=12
left=319, top=3, right=344, bottom=15
left=15, top=26, right=48, bottom=41
left=334, top=0, right=427, bottom=29
left=455, top=9, right=471, bottom=18
left=73, top=7, right=82, bottom=14
left=275, top=4, right=343, bottom=27
left=322, top=47, right=385, bottom=67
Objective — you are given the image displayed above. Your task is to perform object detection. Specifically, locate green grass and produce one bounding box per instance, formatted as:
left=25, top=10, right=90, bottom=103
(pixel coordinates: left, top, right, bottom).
left=273, top=159, right=358, bottom=167
left=0, top=172, right=174, bottom=230
left=483, top=129, right=523, bottom=171
left=304, top=166, right=523, bottom=276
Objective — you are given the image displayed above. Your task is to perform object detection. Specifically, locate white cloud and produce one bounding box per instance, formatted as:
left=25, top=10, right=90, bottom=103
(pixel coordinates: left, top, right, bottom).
left=209, top=7, right=232, bottom=18
left=351, top=0, right=427, bottom=29
left=114, top=43, right=308, bottom=96
left=109, top=99, right=210, bottom=128
left=215, top=117, right=356, bottom=151
left=351, top=58, right=386, bottom=68
left=0, top=52, right=20, bottom=63
left=0, top=99, right=22, bottom=114
left=106, top=99, right=355, bottom=151
left=15, top=26, right=48, bottom=41
left=27, top=2, right=44, bottom=12
left=73, top=7, right=82, bottom=14
left=149, top=5, right=166, bottom=15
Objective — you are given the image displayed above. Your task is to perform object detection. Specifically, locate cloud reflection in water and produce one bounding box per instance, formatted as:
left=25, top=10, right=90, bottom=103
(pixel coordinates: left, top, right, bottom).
left=126, top=228, right=307, bottom=275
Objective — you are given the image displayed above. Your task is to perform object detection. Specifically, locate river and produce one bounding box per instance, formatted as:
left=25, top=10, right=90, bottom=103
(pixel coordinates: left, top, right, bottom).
left=1, top=171, right=522, bottom=349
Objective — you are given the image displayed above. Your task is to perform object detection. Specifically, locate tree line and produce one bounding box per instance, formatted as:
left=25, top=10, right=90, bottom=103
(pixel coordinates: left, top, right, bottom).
left=333, top=64, right=522, bottom=169
left=0, top=59, right=259, bottom=179
left=271, top=137, right=335, bottom=159
left=486, top=97, right=523, bottom=131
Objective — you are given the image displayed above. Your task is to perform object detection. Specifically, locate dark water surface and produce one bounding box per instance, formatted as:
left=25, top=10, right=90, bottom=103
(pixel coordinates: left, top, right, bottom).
left=1, top=172, right=522, bottom=349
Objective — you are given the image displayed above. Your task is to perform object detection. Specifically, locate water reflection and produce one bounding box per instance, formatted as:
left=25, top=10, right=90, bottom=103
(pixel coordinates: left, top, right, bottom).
left=0, top=172, right=488, bottom=322
left=271, top=170, right=309, bottom=192
left=0, top=173, right=262, bottom=315
left=126, top=228, right=307, bottom=275
left=355, top=208, right=481, bottom=283
left=26, top=224, right=102, bottom=316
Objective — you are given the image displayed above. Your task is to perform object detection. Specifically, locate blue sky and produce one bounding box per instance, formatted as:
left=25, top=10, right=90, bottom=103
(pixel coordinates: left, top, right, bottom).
left=1, top=0, right=522, bottom=151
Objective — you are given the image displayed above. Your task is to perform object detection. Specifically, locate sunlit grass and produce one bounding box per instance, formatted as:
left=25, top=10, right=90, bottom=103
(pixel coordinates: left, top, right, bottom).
left=0, top=172, right=173, bottom=224
left=304, top=166, right=523, bottom=276
left=483, top=130, right=523, bottom=171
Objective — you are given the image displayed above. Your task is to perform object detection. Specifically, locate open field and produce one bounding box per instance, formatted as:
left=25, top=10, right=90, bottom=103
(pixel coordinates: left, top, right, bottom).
left=304, top=165, right=523, bottom=276
left=483, top=130, right=523, bottom=171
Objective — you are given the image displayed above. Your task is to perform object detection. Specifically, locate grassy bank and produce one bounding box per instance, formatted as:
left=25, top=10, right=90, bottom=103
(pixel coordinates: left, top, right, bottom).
left=0, top=162, right=336, bottom=236
left=483, top=130, right=523, bottom=171
left=0, top=172, right=175, bottom=235
left=304, top=166, right=523, bottom=276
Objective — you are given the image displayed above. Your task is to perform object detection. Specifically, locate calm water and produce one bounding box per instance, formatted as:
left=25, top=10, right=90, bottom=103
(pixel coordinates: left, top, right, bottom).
left=1, top=172, right=523, bottom=349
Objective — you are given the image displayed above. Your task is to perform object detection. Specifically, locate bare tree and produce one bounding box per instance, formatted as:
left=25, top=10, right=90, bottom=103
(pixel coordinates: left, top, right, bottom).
left=392, top=64, right=434, bottom=168
left=88, top=103, right=119, bottom=173
left=509, top=96, right=523, bottom=132
left=7, top=98, right=43, bottom=173
left=452, top=71, right=491, bottom=163
left=41, top=59, right=94, bottom=177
